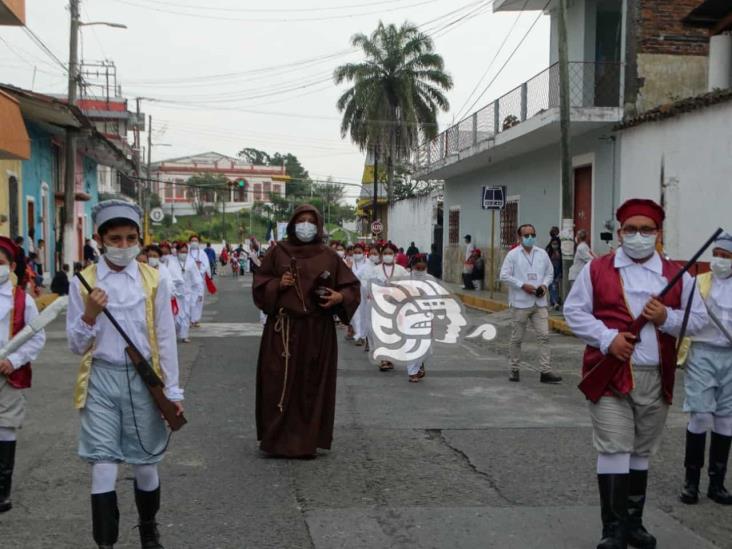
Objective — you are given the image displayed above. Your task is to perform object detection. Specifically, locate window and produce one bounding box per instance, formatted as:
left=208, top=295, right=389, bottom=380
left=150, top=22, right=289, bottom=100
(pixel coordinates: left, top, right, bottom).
left=263, top=181, right=272, bottom=201
left=500, top=199, right=519, bottom=249
left=448, top=207, right=460, bottom=245
left=272, top=184, right=280, bottom=197
left=253, top=183, right=263, bottom=202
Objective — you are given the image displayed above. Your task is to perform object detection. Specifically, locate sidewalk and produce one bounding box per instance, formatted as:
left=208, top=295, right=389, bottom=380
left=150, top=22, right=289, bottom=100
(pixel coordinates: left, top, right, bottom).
left=444, top=281, right=574, bottom=336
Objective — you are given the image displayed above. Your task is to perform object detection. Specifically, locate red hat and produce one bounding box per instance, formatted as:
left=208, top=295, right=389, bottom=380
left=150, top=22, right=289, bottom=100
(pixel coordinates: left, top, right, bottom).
left=616, top=199, right=665, bottom=227
left=0, top=236, right=20, bottom=262
left=381, top=242, right=398, bottom=254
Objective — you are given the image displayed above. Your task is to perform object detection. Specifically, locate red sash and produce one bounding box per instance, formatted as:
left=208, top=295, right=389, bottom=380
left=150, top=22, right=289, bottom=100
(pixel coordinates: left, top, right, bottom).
left=7, top=287, right=32, bottom=389
left=205, top=273, right=217, bottom=295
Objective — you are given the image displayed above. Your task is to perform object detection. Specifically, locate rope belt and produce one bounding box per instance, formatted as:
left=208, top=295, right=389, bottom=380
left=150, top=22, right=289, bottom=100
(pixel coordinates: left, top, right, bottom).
left=273, top=307, right=291, bottom=413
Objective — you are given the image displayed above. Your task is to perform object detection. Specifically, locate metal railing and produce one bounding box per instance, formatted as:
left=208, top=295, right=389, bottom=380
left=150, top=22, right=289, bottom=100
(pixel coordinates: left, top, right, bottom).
left=415, top=62, right=622, bottom=169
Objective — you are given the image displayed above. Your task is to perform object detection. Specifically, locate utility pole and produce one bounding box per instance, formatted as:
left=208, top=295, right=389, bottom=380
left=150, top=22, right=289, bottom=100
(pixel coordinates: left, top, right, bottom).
left=558, top=0, right=574, bottom=301
left=63, top=0, right=80, bottom=264
left=372, top=144, right=379, bottom=229
left=145, top=114, right=152, bottom=244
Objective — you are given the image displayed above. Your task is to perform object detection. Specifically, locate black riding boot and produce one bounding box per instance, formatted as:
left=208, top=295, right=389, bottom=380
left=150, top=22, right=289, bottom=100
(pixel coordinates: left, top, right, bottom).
left=626, top=470, right=656, bottom=549
left=680, top=430, right=706, bottom=504
left=135, top=483, right=164, bottom=548
left=91, top=491, right=119, bottom=549
left=0, top=440, right=16, bottom=513
left=597, top=473, right=629, bottom=549
left=708, top=432, right=732, bottom=505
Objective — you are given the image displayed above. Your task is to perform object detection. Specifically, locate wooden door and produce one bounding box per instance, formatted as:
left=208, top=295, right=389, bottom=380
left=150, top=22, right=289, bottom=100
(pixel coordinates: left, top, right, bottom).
left=574, top=166, right=592, bottom=245
left=8, top=176, right=19, bottom=239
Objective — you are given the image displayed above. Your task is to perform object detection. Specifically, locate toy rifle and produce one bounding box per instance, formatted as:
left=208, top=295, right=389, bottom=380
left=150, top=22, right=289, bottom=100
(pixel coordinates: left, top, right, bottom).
left=76, top=273, right=187, bottom=431
left=578, top=228, right=723, bottom=403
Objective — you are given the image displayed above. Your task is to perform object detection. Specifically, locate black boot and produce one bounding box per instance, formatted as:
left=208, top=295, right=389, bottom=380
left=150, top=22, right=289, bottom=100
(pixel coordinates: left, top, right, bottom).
left=680, top=430, right=706, bottom=504
left=135, top=484, right=164, bottom=548
left=626, top=470, right=656, bottom=549
left=91, top=491, right=119, bottom=549
left=708, top=432, right=732, bottom=505
left=597, top=473, right=629, bottom=549
left=0, top=440, right=16, bottom=513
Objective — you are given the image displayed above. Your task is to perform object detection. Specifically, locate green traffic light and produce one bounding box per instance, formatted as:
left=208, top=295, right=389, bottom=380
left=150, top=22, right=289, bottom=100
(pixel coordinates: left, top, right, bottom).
left=238, top=180, right=245, bottom=188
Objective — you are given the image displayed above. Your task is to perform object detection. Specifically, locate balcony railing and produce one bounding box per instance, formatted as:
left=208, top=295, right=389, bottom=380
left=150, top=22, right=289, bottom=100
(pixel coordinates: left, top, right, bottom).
left=415, top=62, right=622, bottom=170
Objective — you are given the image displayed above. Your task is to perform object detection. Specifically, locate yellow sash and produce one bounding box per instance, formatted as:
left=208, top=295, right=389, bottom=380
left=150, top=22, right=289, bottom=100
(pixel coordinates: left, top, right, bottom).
left=677, top=272, right=713, bottom=366
left=74, top=262, right=162, bottom=409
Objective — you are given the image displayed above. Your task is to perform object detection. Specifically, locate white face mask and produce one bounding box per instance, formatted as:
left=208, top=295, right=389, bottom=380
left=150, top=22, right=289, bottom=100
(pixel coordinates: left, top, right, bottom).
left=413, top=269, right=427, bottom=279
left=105, top=245, right=140, bottom=268
left=179, top=252, right=188, bottom=262
left=353, top=252, right=364, bottom=262
left=710, top=257, right=732, bottom=279
left=295, top=221, right=318, bottom=243
left=148, top=257, right=160, bottom=268
left=0, top=264, right=10, bottom=285
left=382, top=254, right=395, bottom=265
left=369, top=255, right=380, bottom=264
left=190, top=241, right=199, bottom=250
left=621, top=233, right=657, bottom=260
left=336, top=250, right=346, bottom=258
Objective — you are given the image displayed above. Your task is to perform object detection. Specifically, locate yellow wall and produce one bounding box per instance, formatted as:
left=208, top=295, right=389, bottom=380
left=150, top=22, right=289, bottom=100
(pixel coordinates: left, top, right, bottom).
left=0, top=159, right=22, bottom=238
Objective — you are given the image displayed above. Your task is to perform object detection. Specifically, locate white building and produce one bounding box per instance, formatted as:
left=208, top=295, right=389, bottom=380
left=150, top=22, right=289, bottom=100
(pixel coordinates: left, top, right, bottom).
left=150, top=152, right=289, bottom=217
left=413, top=0, right=712, bottom=285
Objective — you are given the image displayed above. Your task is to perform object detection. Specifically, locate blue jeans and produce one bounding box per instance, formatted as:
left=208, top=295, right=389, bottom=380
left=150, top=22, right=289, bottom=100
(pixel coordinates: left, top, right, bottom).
left=549, top=279, right=562, bottom=306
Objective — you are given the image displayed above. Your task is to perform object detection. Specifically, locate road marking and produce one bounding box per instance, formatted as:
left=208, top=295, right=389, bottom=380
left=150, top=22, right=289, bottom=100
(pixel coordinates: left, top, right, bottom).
left=45, top=322, right=264, bottom=339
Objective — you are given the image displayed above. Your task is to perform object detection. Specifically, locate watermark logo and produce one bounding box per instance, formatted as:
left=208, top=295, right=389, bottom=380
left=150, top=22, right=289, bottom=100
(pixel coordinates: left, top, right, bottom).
left=369, top=276, right=497, bottom=365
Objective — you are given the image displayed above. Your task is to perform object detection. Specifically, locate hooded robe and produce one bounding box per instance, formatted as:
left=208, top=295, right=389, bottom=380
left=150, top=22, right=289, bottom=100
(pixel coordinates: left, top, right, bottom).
left=253, top=205, right=360, bottom=457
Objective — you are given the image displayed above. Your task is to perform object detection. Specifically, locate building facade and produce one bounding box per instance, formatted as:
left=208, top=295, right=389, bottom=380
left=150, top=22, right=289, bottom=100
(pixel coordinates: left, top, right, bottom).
left=414, top=0, right=717, bottom=285
left=151, top=152, right=288, bottom=217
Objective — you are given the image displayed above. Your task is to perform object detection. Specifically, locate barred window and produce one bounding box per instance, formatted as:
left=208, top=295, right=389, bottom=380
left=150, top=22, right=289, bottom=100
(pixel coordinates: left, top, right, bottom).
left=500, top=199, right=519, bottom=249
left=448, top=207, right=460, bottom=245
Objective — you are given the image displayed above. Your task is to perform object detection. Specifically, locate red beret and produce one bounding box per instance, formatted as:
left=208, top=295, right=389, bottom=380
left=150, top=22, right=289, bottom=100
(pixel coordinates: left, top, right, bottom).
left=616, top=199, right=665, bottom=227
left=0, top=236, right=20, bottom=261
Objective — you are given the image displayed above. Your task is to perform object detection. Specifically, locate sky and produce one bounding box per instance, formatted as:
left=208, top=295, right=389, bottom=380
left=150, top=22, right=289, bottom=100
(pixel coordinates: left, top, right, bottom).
left=0, top=0, right=550, bottom=202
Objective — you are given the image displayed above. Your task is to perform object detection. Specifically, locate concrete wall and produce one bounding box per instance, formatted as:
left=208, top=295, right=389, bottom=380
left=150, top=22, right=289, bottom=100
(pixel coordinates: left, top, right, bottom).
left=386, top=194, right=435, bottom=254
left=618, top=100, right=732, bottom=261
left=636, top=54, right=708, bottom=112
left=442, top=127, right=618, bottom=284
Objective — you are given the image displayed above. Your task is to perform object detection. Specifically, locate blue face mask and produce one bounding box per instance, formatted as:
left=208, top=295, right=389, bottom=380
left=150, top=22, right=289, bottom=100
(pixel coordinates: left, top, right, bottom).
left=522, top=236, right=536, bottom=247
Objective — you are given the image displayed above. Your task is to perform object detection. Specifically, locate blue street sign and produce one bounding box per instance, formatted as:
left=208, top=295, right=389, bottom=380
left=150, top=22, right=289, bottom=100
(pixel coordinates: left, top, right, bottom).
left=481, top=186, right=505, bottom=210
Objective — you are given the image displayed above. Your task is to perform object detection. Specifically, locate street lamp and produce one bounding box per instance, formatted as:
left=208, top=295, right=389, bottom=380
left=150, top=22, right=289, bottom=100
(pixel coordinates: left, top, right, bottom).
left=80, top=22, right=128, bottom=29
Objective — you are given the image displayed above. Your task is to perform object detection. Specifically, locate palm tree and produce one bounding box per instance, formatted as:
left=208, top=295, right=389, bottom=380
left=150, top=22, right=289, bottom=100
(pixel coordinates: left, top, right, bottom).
left=334, top=21, right=452, bottom=218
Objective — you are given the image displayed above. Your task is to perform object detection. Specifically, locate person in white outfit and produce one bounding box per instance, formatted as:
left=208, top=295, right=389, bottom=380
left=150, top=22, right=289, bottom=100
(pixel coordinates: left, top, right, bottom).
left=368, top=243, right=408, bottom=371
left=176, top=242, right=202, bottom=343
left=350, top=243, right=369, bottom=347
left=187, top=235, right=210, bottom=327
left=404, top=254, right=429, bottom=383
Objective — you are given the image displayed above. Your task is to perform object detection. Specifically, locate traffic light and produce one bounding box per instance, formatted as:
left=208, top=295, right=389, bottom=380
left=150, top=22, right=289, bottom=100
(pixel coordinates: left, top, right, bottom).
left=237, top=179, right=246, bottom=188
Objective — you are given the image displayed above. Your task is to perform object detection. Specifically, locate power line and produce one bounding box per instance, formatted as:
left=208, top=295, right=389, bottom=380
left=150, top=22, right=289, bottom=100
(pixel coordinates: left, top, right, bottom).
left=22, top=26, right=68, bottom=72
left=127, top=0, right=422, bottom=14
left=107, top=0, right=439, bottom=23
left=457, top=0, right=549, bottom=119
left=453, top=0, right=530, bottom=120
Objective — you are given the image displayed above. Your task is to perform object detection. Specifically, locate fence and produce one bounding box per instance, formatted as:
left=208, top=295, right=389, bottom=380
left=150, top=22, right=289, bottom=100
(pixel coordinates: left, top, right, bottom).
left=415, top=62, right=622, bottom=169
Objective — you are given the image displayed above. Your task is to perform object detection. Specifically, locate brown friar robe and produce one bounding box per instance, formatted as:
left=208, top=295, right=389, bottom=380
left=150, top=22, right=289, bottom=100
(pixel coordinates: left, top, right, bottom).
left=253, top=205, right=360, bottom=457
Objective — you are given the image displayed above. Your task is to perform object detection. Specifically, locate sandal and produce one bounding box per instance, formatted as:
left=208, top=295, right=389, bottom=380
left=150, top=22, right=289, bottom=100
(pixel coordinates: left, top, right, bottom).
left=409, top=374, right=421, bottom=383
left=379, top=361, right=391, bottom=372
left=354, top=338, right=364, bottom=347
left=417, top=364, right=426, bottom=379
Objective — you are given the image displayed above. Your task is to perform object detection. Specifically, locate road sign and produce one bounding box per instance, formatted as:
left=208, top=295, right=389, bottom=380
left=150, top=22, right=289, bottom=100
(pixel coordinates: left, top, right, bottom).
left=371, top=220, right=383, bottom=235
left=150, top=207, right=164, bottom=223
left=481, top=186, right=505, bottom=210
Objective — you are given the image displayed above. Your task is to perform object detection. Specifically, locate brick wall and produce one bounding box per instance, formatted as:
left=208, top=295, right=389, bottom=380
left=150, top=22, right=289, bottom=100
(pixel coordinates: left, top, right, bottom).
left=638, top=0, right=709, bottom=56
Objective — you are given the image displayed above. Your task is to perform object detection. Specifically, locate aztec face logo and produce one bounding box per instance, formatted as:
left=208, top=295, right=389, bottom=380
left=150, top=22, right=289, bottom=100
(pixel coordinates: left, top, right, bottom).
left=369, top=277, right=497, bottom=364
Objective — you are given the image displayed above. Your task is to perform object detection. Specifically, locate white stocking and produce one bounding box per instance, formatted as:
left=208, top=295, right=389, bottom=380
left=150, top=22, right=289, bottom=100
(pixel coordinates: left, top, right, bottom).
left=629, top=454, right=649, bottom=471
left=0, top=427, right=17, bottom=442
left=597, top=453, right=630, bottom=474
left=713, top=415, right=732, bottom=437
left=91, top=462, right=118, bottom=494
left=688, top=412, right=714, bottom=434
left=133, top=464, right=160, bottom=492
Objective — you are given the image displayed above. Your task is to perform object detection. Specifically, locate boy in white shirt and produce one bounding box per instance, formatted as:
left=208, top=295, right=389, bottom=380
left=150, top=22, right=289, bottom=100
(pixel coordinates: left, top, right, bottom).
left=67, top=200, right=184, bottom=549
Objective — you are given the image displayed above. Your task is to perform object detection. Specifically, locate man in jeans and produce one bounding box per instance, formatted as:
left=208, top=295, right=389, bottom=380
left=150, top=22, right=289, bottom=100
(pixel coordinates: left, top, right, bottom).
left=499, top=224, right=563, bottom=384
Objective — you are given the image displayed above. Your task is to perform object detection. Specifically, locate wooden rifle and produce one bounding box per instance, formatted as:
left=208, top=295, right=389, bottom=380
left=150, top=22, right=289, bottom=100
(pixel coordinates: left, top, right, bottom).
left=578, top=228, right=723, bottom=403
left=76, top=272, right=187, bottom=431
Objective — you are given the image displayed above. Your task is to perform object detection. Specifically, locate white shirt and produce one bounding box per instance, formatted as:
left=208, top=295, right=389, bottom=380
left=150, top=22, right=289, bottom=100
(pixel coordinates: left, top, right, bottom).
left=695, top=273, right=732, bottom=347
left=465, top=242, right=476, bottom=262
left=564, top=248, right=707, bottom=365
left=0, top=280, right=46, bottom=369
left=499, top=245, right=554, bottom=308
left=160, top=255, right=185, bottom=298
left=569, top=241, right=593, bottom=281
left=189, top=247, right=211, bottom=278
left=178, top=256, right=204, bottom=299
left=67, top=258, right=183, bottom=401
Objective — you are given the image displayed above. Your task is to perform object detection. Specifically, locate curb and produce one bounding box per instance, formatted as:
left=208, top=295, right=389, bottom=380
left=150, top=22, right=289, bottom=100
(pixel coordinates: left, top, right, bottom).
left=456, top=293, right=575, bottom=337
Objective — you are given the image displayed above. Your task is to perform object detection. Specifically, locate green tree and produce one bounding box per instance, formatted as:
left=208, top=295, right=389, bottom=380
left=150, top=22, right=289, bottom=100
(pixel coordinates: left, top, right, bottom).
left=187, top=173, right=230, bottom=216
left=334, top=21, right=452, bottom=203
left=238, top=147, right=271, bottom=165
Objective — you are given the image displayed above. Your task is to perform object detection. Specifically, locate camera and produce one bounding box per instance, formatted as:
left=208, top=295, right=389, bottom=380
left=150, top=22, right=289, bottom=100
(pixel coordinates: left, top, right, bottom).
left=534, top=286, right=546, bottom=298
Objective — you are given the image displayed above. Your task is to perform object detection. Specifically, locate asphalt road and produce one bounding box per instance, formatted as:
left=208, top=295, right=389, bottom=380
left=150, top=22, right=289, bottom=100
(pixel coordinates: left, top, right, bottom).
left=0, top=273, right=730, bottom=548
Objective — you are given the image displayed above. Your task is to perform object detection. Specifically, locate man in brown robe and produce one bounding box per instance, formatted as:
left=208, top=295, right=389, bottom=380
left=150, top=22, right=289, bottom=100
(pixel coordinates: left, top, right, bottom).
left=253, top=205, right=360, bottom=457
